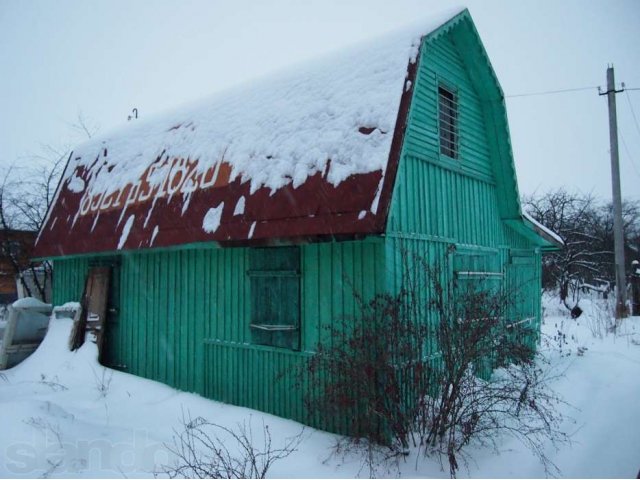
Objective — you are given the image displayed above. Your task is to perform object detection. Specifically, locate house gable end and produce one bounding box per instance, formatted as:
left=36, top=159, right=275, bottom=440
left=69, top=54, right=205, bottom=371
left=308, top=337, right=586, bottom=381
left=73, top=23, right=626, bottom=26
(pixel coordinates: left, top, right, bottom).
left=386, top=10, right=546, bottom=248
left=452, top=15, right=521, bottom=220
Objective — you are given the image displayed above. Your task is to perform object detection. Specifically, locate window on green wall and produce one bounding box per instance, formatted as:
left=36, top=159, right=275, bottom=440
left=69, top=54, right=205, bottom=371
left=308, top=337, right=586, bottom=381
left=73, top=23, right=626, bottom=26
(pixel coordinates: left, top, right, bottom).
left=438, top=84, right=459, bottom=159
left=508, top=252, right=537, bottom=324
left=453, top=249, right=503, bottom=302
left=247, top=246, right=301, bottom=350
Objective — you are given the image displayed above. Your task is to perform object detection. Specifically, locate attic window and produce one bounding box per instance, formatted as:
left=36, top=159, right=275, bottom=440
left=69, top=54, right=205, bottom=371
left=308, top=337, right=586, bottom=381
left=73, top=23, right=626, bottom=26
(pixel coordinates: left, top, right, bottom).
left=438, top=85, right=459, bottom=159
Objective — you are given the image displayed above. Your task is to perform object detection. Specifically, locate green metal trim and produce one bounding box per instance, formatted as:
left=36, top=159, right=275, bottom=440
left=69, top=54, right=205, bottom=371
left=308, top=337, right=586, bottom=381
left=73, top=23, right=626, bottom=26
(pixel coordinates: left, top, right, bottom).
left=34, top=234, right=386, bottom=262
left=407, top=153, right=495, bottom=185
left=423, top=9, right=470, bottom=43
left=456, top=271, right=504, bottom=278
left=454, top=243, right=500, bottom=255
left=385, top=231, right=456, bottom=244
left=203, top=338, right=313, bottom=357
left=246, top=270, right=300, bottom=277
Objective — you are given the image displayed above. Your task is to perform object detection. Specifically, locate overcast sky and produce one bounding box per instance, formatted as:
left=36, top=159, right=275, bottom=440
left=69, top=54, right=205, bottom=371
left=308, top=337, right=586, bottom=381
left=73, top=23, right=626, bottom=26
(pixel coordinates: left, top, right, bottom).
left=1, top=0, right=639, bottom=202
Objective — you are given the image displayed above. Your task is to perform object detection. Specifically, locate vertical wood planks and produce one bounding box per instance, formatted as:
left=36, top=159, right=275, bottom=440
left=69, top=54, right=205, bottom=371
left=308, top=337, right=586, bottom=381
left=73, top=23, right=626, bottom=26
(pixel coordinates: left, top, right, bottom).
left=50, top=239, right=385, bottom=429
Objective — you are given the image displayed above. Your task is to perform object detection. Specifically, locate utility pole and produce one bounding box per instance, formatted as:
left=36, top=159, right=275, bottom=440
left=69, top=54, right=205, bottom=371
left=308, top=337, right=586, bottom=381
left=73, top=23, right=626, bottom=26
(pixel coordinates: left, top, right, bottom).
left=599, top=65, right=627, bottom=319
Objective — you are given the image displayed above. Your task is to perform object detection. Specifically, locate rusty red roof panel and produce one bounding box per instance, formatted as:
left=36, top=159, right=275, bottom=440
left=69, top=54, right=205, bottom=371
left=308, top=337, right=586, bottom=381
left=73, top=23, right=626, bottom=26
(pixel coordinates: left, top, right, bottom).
left=36, top=165, right=388, bottom=257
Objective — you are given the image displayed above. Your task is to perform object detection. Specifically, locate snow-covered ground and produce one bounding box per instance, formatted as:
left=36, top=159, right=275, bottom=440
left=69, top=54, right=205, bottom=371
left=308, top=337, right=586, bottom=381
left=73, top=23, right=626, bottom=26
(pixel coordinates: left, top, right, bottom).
left=0, top=295, right=638, bottom=478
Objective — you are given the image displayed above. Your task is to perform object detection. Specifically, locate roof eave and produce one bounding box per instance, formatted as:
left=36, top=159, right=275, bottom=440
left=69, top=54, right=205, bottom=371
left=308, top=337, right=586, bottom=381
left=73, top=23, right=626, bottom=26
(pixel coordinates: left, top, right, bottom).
left=505, top=216, right=564, bottom=251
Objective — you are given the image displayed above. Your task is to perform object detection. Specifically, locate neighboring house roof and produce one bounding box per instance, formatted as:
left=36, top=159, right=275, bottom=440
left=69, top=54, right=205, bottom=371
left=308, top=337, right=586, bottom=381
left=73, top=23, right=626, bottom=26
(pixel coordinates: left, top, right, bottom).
left=1, top=229, right=38, bottom=236
left=34, top=8, right=466, bottom=258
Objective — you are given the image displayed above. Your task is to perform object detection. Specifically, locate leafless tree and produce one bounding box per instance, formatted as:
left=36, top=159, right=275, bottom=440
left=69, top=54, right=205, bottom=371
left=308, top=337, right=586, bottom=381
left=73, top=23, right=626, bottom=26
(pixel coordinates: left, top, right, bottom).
left=523, top=188, right=640, bottom=311
left=0, top=113, right=98, bottom=302
left=0, top=160, right=61, bottom=301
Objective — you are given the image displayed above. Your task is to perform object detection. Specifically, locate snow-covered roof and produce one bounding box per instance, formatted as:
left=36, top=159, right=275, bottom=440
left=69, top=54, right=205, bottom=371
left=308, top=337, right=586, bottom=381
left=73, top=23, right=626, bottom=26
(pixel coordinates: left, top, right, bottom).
left=522, top=211, right=565, bottom=248
left=35, top=8, right=464, bottom=257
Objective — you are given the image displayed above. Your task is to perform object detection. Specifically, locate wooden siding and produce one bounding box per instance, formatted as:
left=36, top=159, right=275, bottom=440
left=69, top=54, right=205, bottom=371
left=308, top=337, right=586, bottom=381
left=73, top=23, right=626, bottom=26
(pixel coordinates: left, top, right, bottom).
left=384, top=29, right=542, bottom=354
left=384, top=236, right=449, bottom=357
left=403, top=34, right=493, bottom=183
left=52, top=257, right=90, bottom=305
left=51, top=240, right=384, bottom=429
left=506, top=249, right=543, bottom=343
left=391, top=30, right=504, bottom=242
left=388, top=155, right=504, bottom=244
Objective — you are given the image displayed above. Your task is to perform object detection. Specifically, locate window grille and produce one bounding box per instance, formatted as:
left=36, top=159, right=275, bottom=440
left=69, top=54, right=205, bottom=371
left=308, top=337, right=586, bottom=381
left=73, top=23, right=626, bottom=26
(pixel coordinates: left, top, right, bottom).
left=438, top=85, right=459, bottom=159
left=247, top=247, right=300, bottom=350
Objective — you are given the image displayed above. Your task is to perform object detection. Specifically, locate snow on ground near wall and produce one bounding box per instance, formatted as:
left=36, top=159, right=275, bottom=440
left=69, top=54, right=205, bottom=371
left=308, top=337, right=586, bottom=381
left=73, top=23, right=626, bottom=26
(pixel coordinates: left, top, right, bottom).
left=461, top=297, right=640, bottom=479
left=0, top=295, right=638, bottom=478
left=0, top=318, right=353, bottom=479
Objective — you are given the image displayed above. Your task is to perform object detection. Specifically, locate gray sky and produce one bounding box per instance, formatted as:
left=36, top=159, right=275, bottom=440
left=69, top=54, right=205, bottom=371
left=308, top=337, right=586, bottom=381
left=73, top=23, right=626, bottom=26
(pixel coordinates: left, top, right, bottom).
left=1, top=0, right=639, bottom=201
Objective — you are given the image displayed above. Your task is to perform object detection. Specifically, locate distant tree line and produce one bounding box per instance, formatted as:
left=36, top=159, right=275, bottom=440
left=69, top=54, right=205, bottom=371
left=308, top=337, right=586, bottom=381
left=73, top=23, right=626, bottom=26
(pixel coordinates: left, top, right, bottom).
left=523, top=189, right=640, bottom=308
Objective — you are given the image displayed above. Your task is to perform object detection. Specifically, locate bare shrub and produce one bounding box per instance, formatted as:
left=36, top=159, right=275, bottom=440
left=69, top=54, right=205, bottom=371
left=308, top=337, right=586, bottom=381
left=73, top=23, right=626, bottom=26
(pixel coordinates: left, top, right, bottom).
left=159, top=411, right=303, bottom=479
left=38, top=374, right=68, bottom=392
left=583, top=299, right=616, bottom=339
left=0, top=113, right=98, bottom=302
left=305, top=291, right=428, bottom=451
left=91, top=366, right=113, bottom=398
left=24, top=416, right=63, bottom=448
left=305, top=256, right=569, bottom=477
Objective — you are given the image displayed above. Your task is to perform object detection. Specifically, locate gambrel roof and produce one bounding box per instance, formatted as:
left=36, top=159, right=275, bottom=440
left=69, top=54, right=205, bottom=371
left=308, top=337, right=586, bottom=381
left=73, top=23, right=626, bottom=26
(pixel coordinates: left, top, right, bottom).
left=35, top=8, right=555, bottom=257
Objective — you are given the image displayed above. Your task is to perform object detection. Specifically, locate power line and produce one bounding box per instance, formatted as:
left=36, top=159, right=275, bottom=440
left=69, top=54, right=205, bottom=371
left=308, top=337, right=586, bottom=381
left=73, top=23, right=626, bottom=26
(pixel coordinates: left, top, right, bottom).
left=505, top=85, right=640, bottom=99
left=619, top=130, right=640, bottom=179
left=624, top=90, right=640, bottom=140
left=505, top=86, right=598, bottom=98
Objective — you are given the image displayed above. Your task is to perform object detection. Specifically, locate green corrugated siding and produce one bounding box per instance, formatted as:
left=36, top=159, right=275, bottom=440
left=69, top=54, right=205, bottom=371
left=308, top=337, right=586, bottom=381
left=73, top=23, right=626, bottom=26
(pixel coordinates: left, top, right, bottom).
left=388, top=155, right=504, bottom=244
left=52, top=257, right=90, bottom=305
left=384, top=28, right=542, bottom=354
left=51, top=239, right=384, bottom=429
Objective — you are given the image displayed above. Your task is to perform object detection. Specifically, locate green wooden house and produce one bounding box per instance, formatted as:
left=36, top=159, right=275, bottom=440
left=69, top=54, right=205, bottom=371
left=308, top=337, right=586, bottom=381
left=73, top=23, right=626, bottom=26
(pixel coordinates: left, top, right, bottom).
left=34, top=8, right=561, bottom=429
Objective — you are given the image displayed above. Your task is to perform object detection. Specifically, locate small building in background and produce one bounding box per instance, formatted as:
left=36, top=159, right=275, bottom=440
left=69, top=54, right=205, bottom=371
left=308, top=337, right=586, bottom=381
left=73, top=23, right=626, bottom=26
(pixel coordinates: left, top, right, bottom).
left=33, top=9, right=560, bottom=432
left=0, top=229, right=38, bottom=304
